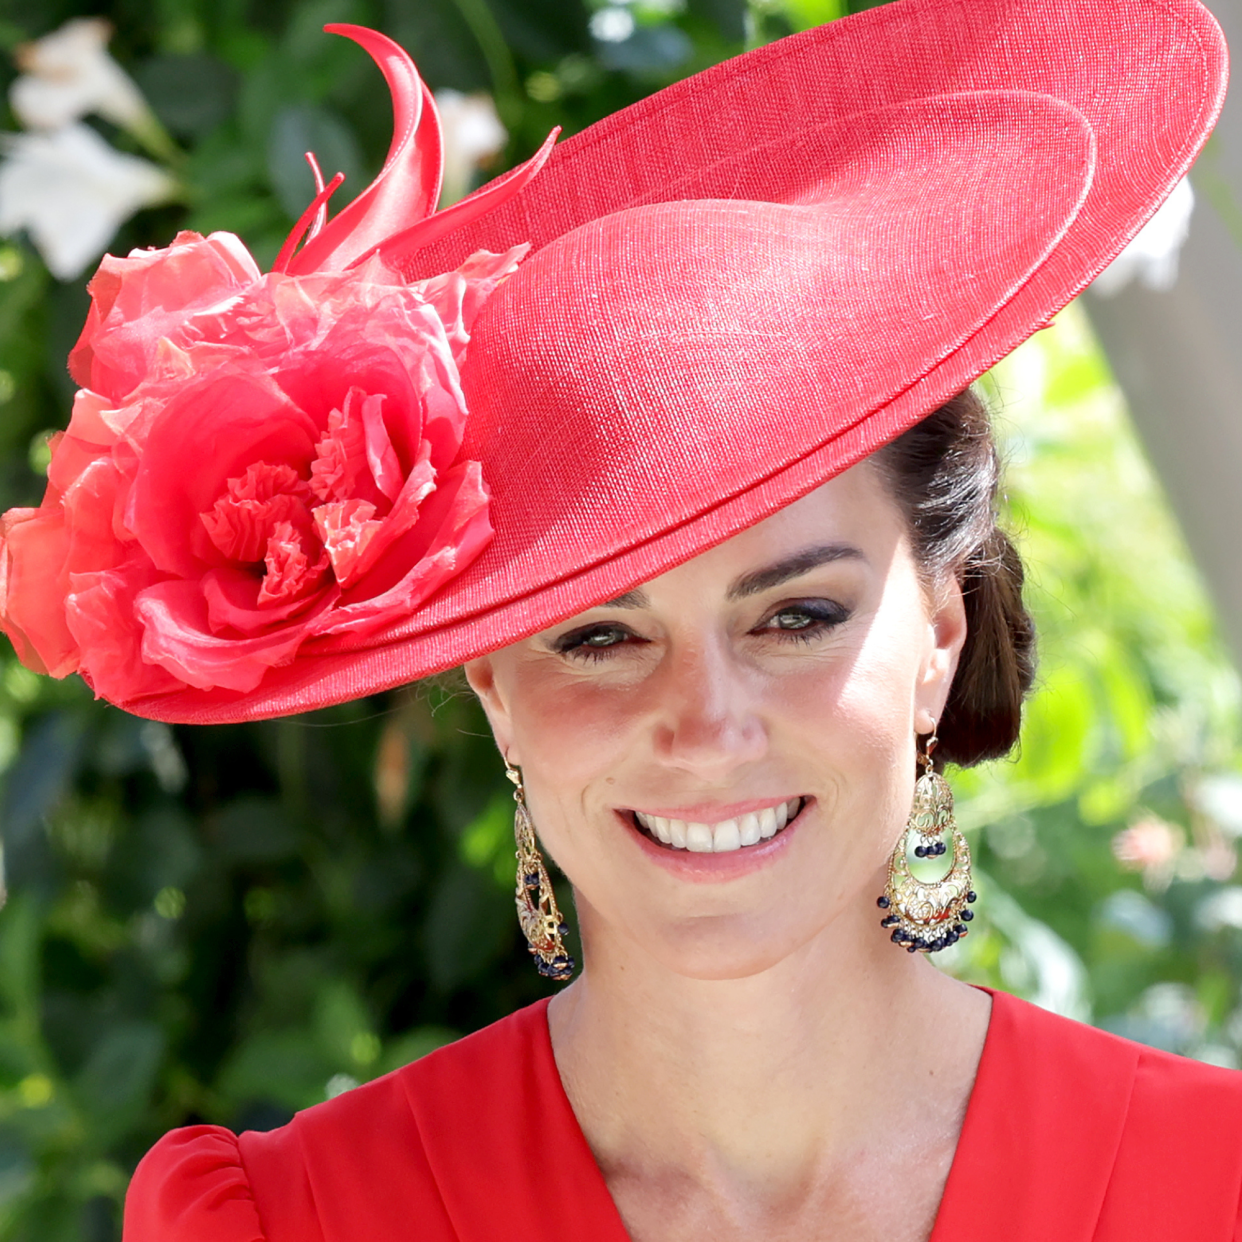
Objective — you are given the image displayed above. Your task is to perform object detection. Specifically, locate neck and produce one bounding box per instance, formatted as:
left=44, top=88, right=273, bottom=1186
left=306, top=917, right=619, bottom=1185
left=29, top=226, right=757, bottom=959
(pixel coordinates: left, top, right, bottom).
left=547, top=896, right=991, bottom=1225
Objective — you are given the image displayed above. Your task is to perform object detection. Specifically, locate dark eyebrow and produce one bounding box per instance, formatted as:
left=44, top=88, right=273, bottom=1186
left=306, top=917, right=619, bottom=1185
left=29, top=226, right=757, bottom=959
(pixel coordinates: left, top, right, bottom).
left=590, top=543, right=864, bottom=612
left=726, top=543, right=866, bottom=601
left=599, top=588, right=649, bottom=608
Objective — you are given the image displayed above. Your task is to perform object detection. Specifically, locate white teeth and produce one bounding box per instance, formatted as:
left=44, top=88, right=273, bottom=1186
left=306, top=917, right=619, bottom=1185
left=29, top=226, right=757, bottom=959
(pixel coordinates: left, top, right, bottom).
left=686, top=823, right=714, bottom=852
left=739, top=813, right=761, bottom=847
left=635, top=798, right=803, bottom=853
left=758, top=806, right=778, bottom=839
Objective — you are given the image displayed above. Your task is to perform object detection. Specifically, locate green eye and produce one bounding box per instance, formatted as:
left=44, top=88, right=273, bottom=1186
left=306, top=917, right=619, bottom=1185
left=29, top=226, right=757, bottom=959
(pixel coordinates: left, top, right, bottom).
left=759, top=600, right=851, bottom=638
left=554, top=623, right=637, bottom=657
left=773, top=610, right=815, bottom=629
left=582, top=627, right=626, bottom=647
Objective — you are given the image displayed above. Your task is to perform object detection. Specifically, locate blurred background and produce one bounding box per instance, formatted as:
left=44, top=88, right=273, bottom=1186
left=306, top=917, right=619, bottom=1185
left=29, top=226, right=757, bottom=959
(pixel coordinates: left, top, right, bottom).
left=0, top=0, right=1240, bottom=1237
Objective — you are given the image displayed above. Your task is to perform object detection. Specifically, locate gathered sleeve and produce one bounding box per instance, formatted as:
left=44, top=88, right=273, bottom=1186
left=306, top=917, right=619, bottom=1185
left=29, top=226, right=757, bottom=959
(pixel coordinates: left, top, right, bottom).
left=123, top=1126, right=268, bottom=1242
left=120, top=1001, right=616, bottom=1242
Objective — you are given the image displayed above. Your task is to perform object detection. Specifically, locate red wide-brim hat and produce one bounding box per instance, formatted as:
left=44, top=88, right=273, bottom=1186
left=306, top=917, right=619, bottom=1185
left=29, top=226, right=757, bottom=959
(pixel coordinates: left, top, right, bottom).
left=0, top=0, right=1227, bottom=722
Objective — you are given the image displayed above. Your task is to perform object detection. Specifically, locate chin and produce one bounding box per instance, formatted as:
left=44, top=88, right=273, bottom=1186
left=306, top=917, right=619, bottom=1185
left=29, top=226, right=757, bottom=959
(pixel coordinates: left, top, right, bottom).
left=638, top=913, right=821, bottom=981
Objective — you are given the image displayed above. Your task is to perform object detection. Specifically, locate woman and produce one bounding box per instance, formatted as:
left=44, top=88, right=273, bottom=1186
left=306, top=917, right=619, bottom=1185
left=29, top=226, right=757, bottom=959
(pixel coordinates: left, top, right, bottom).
left=0, top=0, right=1236, bottom=1237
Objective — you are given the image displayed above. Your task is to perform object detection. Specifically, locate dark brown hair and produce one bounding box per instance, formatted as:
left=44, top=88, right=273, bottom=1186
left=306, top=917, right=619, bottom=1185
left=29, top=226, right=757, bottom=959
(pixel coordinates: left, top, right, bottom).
left=876, top=388, right=1036, bottom=767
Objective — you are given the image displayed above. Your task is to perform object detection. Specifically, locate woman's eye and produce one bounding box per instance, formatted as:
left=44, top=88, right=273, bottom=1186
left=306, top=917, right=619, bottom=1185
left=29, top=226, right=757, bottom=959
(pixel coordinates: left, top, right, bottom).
left=772, top=610, right=815, bottom=630
left=758, top=601, right=850, bottom=640
left=554, top=623, right=638, bottom=659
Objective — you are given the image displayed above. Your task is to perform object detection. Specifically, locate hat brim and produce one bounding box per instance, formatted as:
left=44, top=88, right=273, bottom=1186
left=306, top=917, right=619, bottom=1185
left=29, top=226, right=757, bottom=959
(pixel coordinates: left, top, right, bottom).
left=131, top=0, right=1226, bottom=722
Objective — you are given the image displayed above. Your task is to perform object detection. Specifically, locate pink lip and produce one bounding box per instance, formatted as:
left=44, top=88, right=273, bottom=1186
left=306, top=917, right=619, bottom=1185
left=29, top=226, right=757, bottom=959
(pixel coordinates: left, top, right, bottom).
left=627, top=795, right=802, bottom=823
left=617, top=799, right=810, bottom=883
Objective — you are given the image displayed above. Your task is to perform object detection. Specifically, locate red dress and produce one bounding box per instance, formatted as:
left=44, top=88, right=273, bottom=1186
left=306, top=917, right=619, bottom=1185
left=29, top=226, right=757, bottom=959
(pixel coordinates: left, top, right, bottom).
left=123, top=988, right=1242, bottom=1241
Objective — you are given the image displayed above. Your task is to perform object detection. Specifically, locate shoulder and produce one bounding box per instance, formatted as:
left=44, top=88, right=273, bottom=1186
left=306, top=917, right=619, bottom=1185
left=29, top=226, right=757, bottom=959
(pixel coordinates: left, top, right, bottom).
left=980, top=989, right=1242, bottom=1238
left=989, top=986, right=1242, bottom=1116
left=122, top=1002, right=550, bottom=1242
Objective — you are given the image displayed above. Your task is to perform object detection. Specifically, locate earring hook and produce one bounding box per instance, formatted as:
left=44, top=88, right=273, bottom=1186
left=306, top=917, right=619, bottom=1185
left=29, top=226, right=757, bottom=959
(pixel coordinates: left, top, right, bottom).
left=503, top=753, right=523, bottom=797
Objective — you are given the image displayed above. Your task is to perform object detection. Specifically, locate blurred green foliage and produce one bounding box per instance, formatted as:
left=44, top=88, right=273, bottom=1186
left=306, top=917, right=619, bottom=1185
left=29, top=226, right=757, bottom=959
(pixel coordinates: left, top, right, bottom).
left=943, top=306, right=1242, bottom=1050
left=938, top=306, right=1242, bottom=1043
left=0, top=0, right=1239, bottom=1239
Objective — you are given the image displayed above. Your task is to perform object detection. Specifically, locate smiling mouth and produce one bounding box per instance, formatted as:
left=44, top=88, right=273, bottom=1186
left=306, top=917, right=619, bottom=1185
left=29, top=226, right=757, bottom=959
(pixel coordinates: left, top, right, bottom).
left=631, top=798, right=805, bottom=854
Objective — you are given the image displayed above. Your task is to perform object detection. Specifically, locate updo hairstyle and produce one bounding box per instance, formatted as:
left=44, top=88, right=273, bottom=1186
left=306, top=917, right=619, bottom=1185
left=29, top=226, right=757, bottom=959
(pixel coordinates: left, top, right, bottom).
left=876, top=388, right=1036, bottom=768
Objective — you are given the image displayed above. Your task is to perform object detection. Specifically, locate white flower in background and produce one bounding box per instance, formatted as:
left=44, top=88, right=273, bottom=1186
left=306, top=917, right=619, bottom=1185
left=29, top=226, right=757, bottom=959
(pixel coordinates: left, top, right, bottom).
left=10, top=18, right=152, bottom=134
left=434, top=90, right=507, bottom=207
left=1092, top=175, right=1195, bottom=296
left=590, top=7, right=637, bottom=42
left=1196, top=886, right=1242, bottom=933
left=0, top=124, right=176, bottom=279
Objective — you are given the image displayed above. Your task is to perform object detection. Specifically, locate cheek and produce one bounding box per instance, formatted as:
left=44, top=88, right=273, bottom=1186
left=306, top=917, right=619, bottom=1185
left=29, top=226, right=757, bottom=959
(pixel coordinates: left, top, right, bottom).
left=772, top=614, right=924, bottom=769
left=509, top=672, right=645, bottom=781
left=833, top=575, right=933, bottom=739
left=499, top=668, right=653, bottom=866
left=770, top=603, right=926, bottom=867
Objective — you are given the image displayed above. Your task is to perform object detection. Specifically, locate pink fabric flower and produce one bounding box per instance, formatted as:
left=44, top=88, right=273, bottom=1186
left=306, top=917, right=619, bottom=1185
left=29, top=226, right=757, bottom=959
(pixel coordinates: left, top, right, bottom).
left=0, top=24, right=556, bottom=710
left=0, top=241, right=519, bottom=702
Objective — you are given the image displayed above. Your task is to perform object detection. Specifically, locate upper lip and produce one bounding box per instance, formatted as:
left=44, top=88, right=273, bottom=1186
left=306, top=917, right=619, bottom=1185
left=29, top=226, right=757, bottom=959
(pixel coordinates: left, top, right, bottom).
left=625, top=795, right=804, bottom=824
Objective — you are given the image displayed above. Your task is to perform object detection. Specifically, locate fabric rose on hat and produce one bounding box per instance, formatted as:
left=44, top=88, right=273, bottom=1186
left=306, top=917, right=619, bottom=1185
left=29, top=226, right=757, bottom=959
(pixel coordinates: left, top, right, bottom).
left=1, top=234, right=518, bottom=702
left=0, top=24, right=556, bottom=712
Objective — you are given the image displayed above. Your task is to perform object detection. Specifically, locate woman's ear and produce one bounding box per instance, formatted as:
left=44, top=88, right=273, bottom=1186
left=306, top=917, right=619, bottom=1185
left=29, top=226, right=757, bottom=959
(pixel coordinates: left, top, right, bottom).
left=916, top=575, right=968, bottom=734
left=463, top=656, right=516, bottom=763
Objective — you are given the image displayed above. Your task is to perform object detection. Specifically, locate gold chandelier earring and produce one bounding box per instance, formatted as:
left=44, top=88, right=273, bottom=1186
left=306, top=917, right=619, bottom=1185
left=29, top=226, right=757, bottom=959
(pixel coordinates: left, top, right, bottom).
left=505, top=759, right=575, bottom=981
left=876, top=728, right=976, bottom=954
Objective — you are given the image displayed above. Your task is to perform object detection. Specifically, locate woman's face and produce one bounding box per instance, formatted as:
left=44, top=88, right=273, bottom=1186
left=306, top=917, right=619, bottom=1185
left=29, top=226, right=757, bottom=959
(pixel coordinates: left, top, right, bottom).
left=466, top=460, right=967, bottom=980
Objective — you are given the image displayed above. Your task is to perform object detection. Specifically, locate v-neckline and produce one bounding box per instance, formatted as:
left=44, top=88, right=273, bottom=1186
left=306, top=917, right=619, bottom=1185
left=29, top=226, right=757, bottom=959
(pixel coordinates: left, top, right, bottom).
left=522, top=987, right=1137, bottom=1242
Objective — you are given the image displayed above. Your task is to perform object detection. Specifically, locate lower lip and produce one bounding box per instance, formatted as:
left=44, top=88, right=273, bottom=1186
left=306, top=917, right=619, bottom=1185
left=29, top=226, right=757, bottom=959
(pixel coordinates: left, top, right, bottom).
left=619, top=801, right=808, bottom=882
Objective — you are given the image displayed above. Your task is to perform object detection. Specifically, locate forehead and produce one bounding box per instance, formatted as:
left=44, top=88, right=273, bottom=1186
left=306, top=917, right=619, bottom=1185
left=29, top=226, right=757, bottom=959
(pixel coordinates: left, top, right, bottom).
left=619, top=459, right=907, bottom=599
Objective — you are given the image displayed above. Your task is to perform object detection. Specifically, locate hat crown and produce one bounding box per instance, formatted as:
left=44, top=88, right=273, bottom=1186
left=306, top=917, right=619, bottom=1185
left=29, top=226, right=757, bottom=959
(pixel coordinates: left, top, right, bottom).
left=459, top=90, right=1093, bottom=588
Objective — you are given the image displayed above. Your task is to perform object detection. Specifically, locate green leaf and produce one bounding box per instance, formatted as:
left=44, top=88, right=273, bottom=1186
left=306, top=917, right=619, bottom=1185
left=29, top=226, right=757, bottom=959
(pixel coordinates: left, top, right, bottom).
left=313, top=979, right=376, bottom=1070
left=460, top=793, right=514, bottom=889
left=0, top=894, right=41, bottom=1034
left=72, top=1022, right=164, bottom=1149
left=777, top=0, right=846, bottom=30
left=1011, top=664, right=1096, bottom=803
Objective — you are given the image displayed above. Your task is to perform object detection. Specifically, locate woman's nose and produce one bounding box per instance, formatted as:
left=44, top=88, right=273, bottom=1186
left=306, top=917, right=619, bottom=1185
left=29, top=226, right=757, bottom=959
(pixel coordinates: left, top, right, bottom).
left=650, top=639, right=767, bottom=775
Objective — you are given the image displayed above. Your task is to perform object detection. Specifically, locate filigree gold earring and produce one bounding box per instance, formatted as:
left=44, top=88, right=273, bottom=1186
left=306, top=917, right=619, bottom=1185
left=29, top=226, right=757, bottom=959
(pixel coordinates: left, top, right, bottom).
left=876, top=729, right=976, bottom=954
left=505, top=759, right=574, bottom=981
